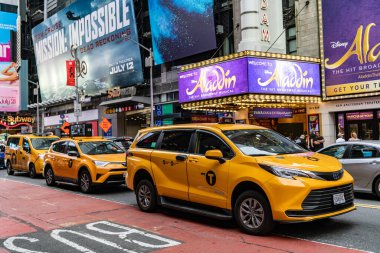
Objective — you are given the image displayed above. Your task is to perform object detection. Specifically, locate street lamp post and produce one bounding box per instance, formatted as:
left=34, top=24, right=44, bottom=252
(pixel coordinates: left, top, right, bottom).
left=27, top=80, right=40, bottom=134
left=73, top=46, right=80, bottom=124
left=122, top=35, right=154, bottom=127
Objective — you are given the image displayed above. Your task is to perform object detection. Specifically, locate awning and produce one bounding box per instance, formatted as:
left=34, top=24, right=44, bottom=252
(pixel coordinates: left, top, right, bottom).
left=99, top=96, right=151, bottom=107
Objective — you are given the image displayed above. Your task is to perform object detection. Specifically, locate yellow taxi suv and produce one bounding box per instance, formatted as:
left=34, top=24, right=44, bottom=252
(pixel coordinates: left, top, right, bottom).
left=126, top=123, right=355, bottom=235
left=43, top=137, right=127, bottom=193
left=5, top=134, right=59, bottom=178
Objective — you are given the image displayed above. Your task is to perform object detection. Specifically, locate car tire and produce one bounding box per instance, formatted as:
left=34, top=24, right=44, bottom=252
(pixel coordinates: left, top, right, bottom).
left=374, top=177, right=380, bottom=199
left=79, top=170, right=93, bottom=193
left=234, top=190, right=275, bottom=235
left=29, top=164, right=37, bottom=178
left=45, top=166, right=56, bottom=186
left=135, top=179, right=157, bottom=212
left=6, top=161, right=14, bottom=175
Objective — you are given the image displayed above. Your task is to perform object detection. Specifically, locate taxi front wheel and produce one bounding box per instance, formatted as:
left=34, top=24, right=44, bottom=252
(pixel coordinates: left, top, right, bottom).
left=79, top=170, right=93, bottom=193
left=234, top=190, right=275, bottom=235
left=6, top=162, right=14, bottom=175
left=136, top=179, right=157, bottom=212
left=45, top=167, right=56, bottom=186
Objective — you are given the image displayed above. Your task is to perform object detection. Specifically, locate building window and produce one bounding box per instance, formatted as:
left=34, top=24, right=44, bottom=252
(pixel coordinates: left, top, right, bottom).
left=286, top=26, right=297, bottom=54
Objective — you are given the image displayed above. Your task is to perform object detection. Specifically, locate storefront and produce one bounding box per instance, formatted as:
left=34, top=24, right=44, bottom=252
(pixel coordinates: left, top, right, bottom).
left=43, top=109, right=99, bottom=136
left=307, top=97, right=380, bottom=143
left=0, top=114, right=34, bottom=137
left=98, top=94, right=151, bottom=137
left=178, top=51, right=321, bottom=138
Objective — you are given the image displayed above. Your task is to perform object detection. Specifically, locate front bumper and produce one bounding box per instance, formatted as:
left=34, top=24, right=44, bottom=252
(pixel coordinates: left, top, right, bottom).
left=264, top=170, right=355, bottom=222
left=94, top=168, right=127, bottom=184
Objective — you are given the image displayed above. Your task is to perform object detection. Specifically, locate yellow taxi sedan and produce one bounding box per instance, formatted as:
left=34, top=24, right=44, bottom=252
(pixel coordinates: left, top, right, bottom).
left=44, top=137, right=127, bottom=193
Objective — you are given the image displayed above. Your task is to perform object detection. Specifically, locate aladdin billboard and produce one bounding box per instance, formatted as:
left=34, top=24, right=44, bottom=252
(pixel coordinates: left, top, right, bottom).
left=179, top=57, right=320, bottom=103
left=31, top=0, right=143, bottom=102
left=321, top=0, right=380, bottom=98
left=0, top=11, right=19, bottom=112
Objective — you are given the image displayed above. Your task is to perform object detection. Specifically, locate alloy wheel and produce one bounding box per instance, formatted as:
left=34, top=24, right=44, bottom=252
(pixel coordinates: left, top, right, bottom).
left=46, top=168, right=54, bottom=185
left=80, top=172, right=90, bottom=192
left=239, top=197, right=265, bottom=229
left=138, top=185, right=151, bottom=208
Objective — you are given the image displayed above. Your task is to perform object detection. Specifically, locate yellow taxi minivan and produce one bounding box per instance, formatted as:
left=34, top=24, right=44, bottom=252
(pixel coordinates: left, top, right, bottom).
left=43, top=137, right=127, bottom=193
left=126, top=123, right=355, bottom=235
left=5, top=134, right=59, bottom=178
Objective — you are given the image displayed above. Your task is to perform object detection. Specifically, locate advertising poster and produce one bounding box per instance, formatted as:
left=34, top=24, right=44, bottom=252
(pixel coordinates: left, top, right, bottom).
left=178, top=58, right=248, bottom=103
left=248, top=57, right=321, bottom=96
left=322, top=0, right=380, bottom=97
left=148, top=0, right=216, bottom=65
left=308, top=114, right=320, bottom=134
left=0, top=11, right=19, bottom=112
left=31, top=0, right=143, bottom=102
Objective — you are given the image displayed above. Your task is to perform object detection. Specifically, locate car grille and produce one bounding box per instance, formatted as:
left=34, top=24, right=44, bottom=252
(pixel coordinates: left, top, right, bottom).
left=314, top=169, right=344, bottom=181
left=105, top=174, right=125, bottom=183
left=286, top=184, right=354, bottom=217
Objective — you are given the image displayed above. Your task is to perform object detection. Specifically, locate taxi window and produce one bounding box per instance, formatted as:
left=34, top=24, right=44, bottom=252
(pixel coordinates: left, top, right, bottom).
left=31, top=138, right=59, bottom=150
left=196, top=132, right=234, bottom=159
left=160, top=131, right=192, bottom=153
left=78, top=141, right=124, bottom=155
left=136, top=132, right=160, bottom=149
left=67, top=141, right=78, bottom=153
left=52, top=141, right=67, bottom=154
left=8, top=138, right=20, bottom=149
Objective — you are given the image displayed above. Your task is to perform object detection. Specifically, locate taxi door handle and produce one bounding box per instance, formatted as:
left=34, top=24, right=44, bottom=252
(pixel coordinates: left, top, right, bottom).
left=189, top=158, right=198, bottom=163
left=176, top=155, right=188, bottom=161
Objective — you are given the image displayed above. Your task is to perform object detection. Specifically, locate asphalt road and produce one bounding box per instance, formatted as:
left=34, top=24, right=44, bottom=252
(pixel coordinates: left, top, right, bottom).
left=1, top=169, right=379, bottom=253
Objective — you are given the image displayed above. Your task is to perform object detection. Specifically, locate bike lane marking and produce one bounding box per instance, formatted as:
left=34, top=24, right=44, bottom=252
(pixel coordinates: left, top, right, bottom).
left=0, top=178, right=369, bottom=253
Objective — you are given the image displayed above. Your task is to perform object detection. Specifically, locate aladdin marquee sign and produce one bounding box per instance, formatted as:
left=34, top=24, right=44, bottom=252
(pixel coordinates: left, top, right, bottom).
left=320, top=0, right=380, bottom=98
left=178, top=57, right=321, bottom=103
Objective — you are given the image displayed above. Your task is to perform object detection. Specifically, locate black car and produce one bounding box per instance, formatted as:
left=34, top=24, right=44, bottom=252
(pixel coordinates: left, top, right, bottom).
left=111, top=136, right=134, bottom=151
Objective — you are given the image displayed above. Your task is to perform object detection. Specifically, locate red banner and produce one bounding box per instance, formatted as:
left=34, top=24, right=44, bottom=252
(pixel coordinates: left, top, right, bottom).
left=66, top=60, right=76, bottom=86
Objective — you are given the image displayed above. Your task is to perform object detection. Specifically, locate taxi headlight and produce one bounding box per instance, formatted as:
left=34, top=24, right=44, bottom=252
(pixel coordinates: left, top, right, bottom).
left=259, top=164, right=323, bottom=180
left=94, top=161, right=110, bottom=167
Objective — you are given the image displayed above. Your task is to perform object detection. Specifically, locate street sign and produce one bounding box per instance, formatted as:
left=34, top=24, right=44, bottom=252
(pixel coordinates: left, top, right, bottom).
left=74, top=101, right=82, bottom=117
left=155, top=105, right=162, bottom=116
left=60, top=114, right=65, bottom=119
left=61, top=121, right=71, bottom=134
left=99, top=117, right=112, bottom=133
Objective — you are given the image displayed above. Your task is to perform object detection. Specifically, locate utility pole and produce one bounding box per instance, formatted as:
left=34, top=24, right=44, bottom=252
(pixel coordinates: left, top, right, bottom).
left=149, top=48, right=154, bottom=127
left=26, top=79, right=40, bottom=134
left=71, top=45, right=80, bottom=124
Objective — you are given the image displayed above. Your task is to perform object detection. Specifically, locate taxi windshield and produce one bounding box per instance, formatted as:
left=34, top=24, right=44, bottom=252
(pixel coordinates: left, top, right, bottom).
left=78, top=141, right=124, bottom=155
left=223, top=129, right=306, bottom=156
left=31, top=138, right=59, bottom=150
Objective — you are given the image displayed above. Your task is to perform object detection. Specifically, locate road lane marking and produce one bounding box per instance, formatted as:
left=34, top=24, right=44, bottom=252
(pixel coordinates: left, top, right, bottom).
left=0, top=177, right=377, bottom=253
left=355, top=203, right=380, bottom=210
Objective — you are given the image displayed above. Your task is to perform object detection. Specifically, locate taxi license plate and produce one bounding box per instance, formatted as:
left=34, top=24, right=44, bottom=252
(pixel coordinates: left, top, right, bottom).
left=333, top=193, right=345, bottom=205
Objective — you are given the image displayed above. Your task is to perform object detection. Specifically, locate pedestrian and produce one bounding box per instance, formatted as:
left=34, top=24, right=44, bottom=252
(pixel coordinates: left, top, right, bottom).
left=312, top=131, right=325, bottom=151
left=295, top=134, right=308, bottom=149
left=336, top=133, right=345, bottom=143
left=349, top=131, right=359, bottom=141
left=309, top=131, right=316, bottom=151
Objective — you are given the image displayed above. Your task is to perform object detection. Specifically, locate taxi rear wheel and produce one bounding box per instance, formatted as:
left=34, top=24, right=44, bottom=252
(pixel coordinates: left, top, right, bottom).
left=234, top=190, right=274, bottom=235
left=136, top=179, right=157, bottom=212
left=374, top=177, right=380, bottom=199
left=79, top=170, right=93, bottom=193
left=45, top=167, right=56, bottom=186
left=29, top=164, right=37, bottom=178
left=6, top=162, right=14, bottom=175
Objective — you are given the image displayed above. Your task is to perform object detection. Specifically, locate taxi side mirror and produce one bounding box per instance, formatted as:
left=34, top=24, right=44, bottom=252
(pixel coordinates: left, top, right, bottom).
left=205, top=150, right=225, bottom=164
left=68, top=151, right=79, bottom=157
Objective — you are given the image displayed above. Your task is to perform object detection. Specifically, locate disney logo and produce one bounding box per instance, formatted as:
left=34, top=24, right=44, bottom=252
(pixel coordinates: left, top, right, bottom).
left=186, top=66, right=236, bottom=95
left=330, top=41, right=348, bottom=49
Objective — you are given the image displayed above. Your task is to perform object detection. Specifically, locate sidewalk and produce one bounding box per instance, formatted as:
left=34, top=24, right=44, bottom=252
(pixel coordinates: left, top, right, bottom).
left=0, top=178, right=366, bottom=253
